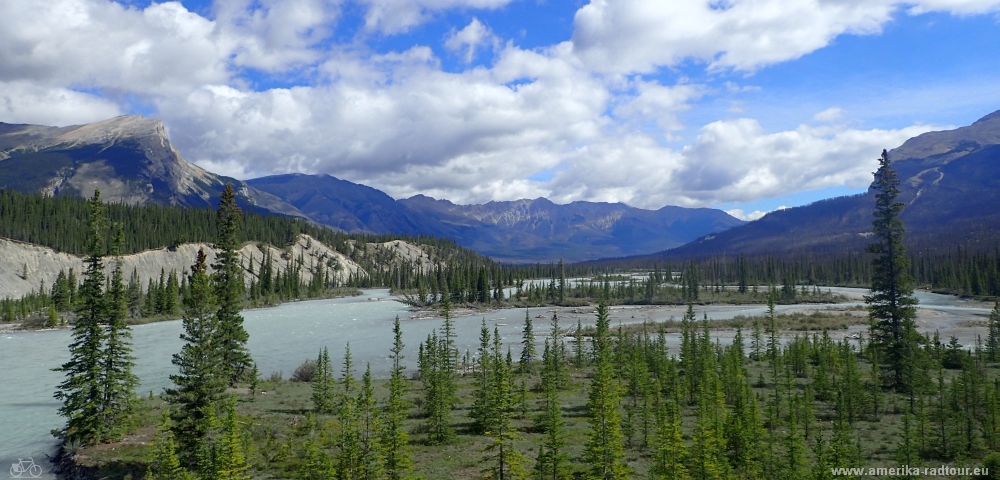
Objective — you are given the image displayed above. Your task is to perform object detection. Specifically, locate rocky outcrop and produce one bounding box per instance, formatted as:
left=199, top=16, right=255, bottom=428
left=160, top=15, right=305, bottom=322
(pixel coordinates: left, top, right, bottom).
left=0, top=233, right=411, bottom=300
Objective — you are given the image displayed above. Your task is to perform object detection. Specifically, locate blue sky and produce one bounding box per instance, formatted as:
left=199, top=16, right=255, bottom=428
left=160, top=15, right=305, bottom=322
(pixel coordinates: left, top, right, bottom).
left=2, top=0, right=999, bottom=220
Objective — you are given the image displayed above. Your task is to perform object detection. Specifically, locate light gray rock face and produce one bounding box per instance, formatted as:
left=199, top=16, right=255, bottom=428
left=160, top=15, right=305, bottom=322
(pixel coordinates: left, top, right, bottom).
left=0, top=234, right=440, bottom=300
left=0, top=116, right=304, bottom=217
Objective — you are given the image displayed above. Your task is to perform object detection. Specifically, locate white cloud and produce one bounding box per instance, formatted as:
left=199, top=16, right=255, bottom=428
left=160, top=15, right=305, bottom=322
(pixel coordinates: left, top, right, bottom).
left=570, top=0, right=1000, bottom=74
left=0, top=0, right=231, bottom=96
left=0, top=81, right=122, bottom=126
left=612, top=79, right=704, bottom=133
left=725, top=209, right=768, bottom=221
left=444, top=18, right=498, bottom=63
left=571, top=0, right=895, bottom=73
left=213, top=0, right=341, bottom=71
left=153, top=43, right=611, bottom=204
left=359, top=0, right=514, bottom=34
left=667, top=119, right=935, bottom=204
left=813, top=107, right=844, bottom=123
left=0, top=0, right=991, bottom=214
left=906, top=0, right=1000, bottom=14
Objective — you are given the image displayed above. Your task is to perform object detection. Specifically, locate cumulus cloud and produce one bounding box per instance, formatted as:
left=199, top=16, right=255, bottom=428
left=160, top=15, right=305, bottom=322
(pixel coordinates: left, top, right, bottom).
left=570, top=0, right=1000, bottom=73
left=0, top=0, right=231, bottom=96
left=444, top=18, right=498, bottom=63
left=154, top=43, right=610, bottom=204
left=0, top=81, right=122, bottom=126
left=0, top=0, right=990, bottom=212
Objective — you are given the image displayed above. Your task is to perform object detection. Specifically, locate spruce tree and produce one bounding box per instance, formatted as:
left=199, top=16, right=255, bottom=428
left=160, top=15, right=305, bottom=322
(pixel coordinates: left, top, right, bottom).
left=481, top=327, right=529, bottom=480
left=145, top=410, right=196, bottom=480
left=214, top=184, right=253, bottom=385
left=359, top=364, right=385, bottom=480
left=519, top=308, right=535, bottom=373
left=650, top=398, right=688, bottom=480
left=165, top=248, right=227, bottom=463
left=54, top=190, right=108, bottom=445
left=312, top=347, right=335, bottom=414
left=583, top=300, right=629, bottom=479
left=382, top=316, right=414, bottom=480
left=865, top=149, right=920, bottom=390
left=211, top=398, right=252, bottom=480
left=100, top=224, right=139, bottom=440
left=535, top=338, right=570, bottom=480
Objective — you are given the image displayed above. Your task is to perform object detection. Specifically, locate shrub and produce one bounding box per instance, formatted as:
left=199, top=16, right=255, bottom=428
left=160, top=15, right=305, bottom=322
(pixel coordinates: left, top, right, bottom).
left=292, top=359, right=317, bottom=382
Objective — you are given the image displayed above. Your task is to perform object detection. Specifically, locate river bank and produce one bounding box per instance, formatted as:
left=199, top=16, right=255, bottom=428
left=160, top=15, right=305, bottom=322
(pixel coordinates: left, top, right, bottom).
left=0, top=288, right=365, bottom=334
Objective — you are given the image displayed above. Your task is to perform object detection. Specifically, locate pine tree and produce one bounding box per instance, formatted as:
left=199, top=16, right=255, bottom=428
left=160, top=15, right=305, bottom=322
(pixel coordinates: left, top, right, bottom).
left=865, top=149, right=920, bottom=390
left=301, top=432, right=337, bottom=480
left=690, top=351, right=730, bottom=480
left=313, top=347, right=335, bottom=414
left=210, top=398, right=252, bottom=480
left=358, top=364, right=385, bottom=480
left=423, top=298, right=458, bottom=444
left=145, top=410, right=196, bottom=480
left=534, top=338, right=570, bottom=480
left=472, top=319, right=496, bottom=434
left=165, top=248, right=227, bottom=464
left=481, top=327, right=529, bottom=480
left=987, top=302, right=1000, bottom=363
left=214, top=184, right=253, bottom=385
left=339, top=344, right=362, bottom=479
left=519, top=308, right=535, bottom=373
left=650, top=398, right=688, bottom=480
left=54, top=190, right=109, bottom=445
left=574, top=318, right=586, bottom=367
left=381, top=316, right=413, bottom=480
left=583, top=300, right=629, bottom=479
left=100, top=224, right=139, bottom=441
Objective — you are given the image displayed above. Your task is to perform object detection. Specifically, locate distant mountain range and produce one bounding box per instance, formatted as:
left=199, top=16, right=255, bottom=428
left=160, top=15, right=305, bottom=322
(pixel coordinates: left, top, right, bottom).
left=0, top=116, right=743, bottom=263
left=11, top=111, right=993, bottom=263
left=652, top=110, right=1000, bottom=259
left=243, top=174, right=744, bottom=262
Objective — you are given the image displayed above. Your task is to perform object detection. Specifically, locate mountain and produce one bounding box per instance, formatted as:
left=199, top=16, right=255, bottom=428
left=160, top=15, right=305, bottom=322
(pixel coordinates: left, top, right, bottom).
left=397, top=195, right=744, bottom=263
left=0, top=116, right=304, bottom=217
left=657, top=110, right=1000, bottom=258
left=0, top=115, right=744, bottom=263
left=246, top=174, right=745, bottom=263
left=244, top=174, right=431, bottom=236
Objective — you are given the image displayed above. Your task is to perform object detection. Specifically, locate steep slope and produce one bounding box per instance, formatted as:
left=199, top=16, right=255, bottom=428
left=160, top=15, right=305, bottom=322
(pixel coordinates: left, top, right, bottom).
left=0, top=116, right=303, bottom=217
left=659, top=110, right=1000, bottom=258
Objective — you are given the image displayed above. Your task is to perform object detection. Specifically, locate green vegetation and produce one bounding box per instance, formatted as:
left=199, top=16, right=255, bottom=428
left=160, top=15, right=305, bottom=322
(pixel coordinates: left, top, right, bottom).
left=52, top=191, right=138, bottom=446
left=67, top=304, right=1000, bottom=479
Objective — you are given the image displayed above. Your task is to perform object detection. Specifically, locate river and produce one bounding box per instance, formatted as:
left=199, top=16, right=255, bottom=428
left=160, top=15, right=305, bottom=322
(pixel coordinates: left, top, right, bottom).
left=0, top=287, right=992, bottom=478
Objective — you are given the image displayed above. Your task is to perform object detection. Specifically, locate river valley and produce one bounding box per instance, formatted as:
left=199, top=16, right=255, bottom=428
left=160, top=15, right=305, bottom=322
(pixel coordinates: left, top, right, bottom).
left=0, top=287, right=993, bottom=478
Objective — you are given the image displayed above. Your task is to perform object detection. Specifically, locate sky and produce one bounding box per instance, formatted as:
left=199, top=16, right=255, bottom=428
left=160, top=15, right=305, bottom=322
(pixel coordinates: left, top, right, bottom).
left=2, top=0, right=1000, bottom=221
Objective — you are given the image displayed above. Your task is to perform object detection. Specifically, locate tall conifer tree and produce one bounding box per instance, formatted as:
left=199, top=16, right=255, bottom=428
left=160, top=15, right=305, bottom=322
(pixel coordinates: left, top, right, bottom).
left=865, top=150, right=920, bottom=390
left=214, top=184, right=253, bottom=385
left=382, top=316, right=414, bottom=480
left=100, top=224, right=139, bottom=440
left=54, top=190, right=109, bottom=445
left=165, top=248, right=227, bottom=463
left=583, top=301, right=629, bottom=479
